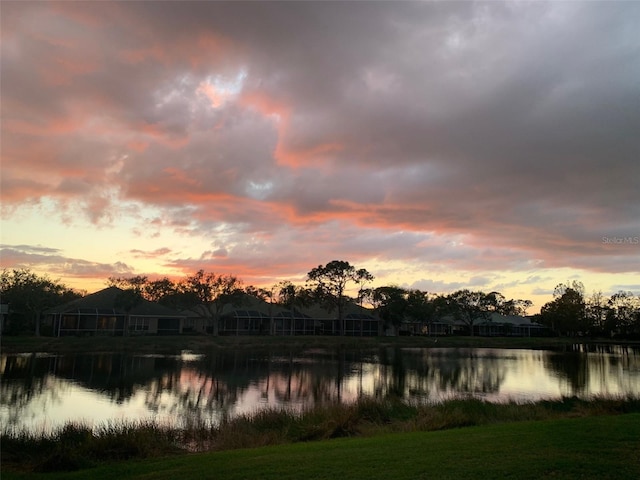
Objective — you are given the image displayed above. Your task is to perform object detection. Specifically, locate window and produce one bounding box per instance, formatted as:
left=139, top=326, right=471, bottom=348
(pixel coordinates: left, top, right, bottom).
left=97, top=316, right=117, bottom=330
left=62, top=315, right=77, bottom=328
left=129, top=317, right=150, bottom=332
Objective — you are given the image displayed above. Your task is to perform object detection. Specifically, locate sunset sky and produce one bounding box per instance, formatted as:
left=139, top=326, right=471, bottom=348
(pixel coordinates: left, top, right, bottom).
left=1, top=1, right=639, bottom=312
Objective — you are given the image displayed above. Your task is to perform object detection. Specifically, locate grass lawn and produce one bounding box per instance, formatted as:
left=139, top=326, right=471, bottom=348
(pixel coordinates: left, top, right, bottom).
left=3, top=414, right=639, bottom=480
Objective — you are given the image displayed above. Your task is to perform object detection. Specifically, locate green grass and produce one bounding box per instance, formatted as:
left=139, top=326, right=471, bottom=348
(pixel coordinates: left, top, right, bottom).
left=3, top=396, right=640, bottom=476
left=3, top=414, right=639, bottom=480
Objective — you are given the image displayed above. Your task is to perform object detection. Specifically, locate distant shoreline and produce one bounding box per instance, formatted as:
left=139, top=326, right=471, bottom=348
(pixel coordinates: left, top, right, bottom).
left=2, top=334, right=639, bottom=354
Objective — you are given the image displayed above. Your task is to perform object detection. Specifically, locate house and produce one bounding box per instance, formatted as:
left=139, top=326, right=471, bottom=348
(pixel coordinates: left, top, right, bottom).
left=272, top=308, right=319, bottom=335
left=220, top=295, right=277, bottom=335
left=179, top=294, right=279, bottom=335
left=45, top=286, right=185, bottom=336
left=0, top=303, right=8, bottom=335
left=180, top=293, right=380, bottom=336
left=395, top=312, right=550, bottom=337
left=44, top=287, right=383, bottom=337
left=398, top=318, right=453, bottom=336
left=186, top=295, right=380, bottom=336
left=296, top=302, right=378, bottom=336
left=468, top=313, right=551, bottom=337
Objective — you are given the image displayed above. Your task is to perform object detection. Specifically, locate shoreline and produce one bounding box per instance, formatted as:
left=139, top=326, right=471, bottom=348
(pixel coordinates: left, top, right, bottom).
left=3, top=397, right=640, bottom=476
left=2, top=334, right=639, bottom=354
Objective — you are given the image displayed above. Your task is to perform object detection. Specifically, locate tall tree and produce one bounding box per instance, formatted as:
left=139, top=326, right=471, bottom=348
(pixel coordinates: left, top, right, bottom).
left=1, top=269, right=81, bottom=335
left=446, top=289, right=491, bottom=336
left=275, top=281, right=311, bottom=310
left=355, top=268, right=374, bottom=306
left=539, top=283, right=587, bottom=336
left=607, top=291, right=640, bottom=337
left=368, top=286, right=408, bottom=333
left=484, top=291, right=532, bottom=316
left=586, top=291, right=611, bottom=336
left=406, top=289, right=435, bottom=333
left=510, top=299, right=533, bottom=316
left=107, top=275, right=149, bottom=294
left=245, top=285, right=276, bottom=334
left=145, top=277, right=179, bottom=305
left=485, top=291, right=507, bottom=313
left=178, top=270, right=244, bottom=336
left=244, top=285, right=271, bottom=302
left=107, top=275, right=179, bottom=305
left=273, top=281, right=312, bottom=335
left=306, top=260, right=373, bottom=335
left=107, top=275, right=183, bottom=315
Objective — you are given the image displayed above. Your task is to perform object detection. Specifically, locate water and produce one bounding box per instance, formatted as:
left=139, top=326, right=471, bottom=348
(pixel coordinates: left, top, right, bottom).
left=2, top=345, right=639, bottom=433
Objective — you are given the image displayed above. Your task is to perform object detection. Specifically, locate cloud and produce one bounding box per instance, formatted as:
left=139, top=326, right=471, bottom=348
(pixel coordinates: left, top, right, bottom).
left=129, top=248, right=173, bottom=259
left=0, top=244, right=61, bottom=255
left=1, top=1, right=639, bottom=302
left=610, top=285, right=640, bottom=295
left=531, top=287, right=556, bottom=297
left=0, top=244, right=133, bottom=280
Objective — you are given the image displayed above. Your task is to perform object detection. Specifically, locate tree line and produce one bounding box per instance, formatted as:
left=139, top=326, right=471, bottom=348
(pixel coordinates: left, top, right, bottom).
left=2, top=262, right=639, bottom=338
left=536, top=280, right=640, bottom=338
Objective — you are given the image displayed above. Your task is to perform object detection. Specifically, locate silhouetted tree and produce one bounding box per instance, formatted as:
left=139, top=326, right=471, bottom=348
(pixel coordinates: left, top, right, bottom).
left=607, top=291, right=640, bottom=337
left=107, top=275, right=148, bottom=294
left=484, top=291, right=532, bottom=316
left=306, top=260, right=373, bottom=335
left=145, top=277, right=180, bottom=305
left=539, top=282, right=587, bottom=336
left=275, top=281, right=311, bottom=310
left=446, top=290, right=491, bottom=336
left=178, top=270, right=244, bottom=336
left=509, top=299, right=533, bottom=316
left=1, top=269, right=80, bottom=335
left=355, top=268, right=374, bottom=306
left=368, top=286, right=408, bottom=333
left=107, top=275, right=180, bottom=305
left=586, top=291, right=611, bottom=336
left=406, top=289, right=435, bottom=333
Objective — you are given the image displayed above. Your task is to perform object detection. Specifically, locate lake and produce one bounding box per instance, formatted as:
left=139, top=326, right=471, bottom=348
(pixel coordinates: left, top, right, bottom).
left=2, top=345, right=639, bottom=433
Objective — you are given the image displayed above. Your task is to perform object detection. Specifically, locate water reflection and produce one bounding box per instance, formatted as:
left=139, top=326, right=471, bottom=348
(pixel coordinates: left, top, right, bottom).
left=1, top=347, right=639, bottom=433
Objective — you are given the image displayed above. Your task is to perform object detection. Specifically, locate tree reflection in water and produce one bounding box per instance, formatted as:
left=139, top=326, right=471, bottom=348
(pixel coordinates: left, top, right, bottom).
left=373, top=348, right=507, bottom=401
left=2, top=346, right=639, bottom=433
left=544, top=345, right=640, bottom=397
left=0, top=354, right=63, bottom=428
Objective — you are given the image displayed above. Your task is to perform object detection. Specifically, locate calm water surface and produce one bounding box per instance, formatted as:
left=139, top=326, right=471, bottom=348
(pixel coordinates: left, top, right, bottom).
left=2, top=345, right=639, bottom=433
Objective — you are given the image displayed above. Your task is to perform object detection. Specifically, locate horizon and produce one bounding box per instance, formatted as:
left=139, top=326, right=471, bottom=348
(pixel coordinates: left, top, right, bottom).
left=1, top=2, right=639, bottom=315
left=4, top=264, right=637, bottom=317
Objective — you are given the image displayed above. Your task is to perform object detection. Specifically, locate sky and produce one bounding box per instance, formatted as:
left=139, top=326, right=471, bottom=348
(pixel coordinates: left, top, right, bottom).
left=1, top=1, right=639, bottom=313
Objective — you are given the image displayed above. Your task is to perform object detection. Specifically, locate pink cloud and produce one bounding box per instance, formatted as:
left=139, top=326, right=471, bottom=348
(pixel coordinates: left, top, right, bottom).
left=0, top=244, right=134, bottom=281
left=1, top=1, right=638, bottom=297
left=130, top=248, right=173, bottom=259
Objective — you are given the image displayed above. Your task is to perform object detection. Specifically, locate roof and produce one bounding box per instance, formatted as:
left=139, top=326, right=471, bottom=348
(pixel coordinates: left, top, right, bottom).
left=481, top=313, right=540, bottom=326
left=45, top=286, right=183, bottom=317
left=182, top=295, right=377, bottom=320
left=181, top=294, right=288, bottom=318
left=439, top=313, right=543, bottom=327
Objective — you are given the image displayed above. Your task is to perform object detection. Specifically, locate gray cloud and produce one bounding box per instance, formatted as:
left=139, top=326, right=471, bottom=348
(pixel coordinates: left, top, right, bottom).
left=2, top=1, right=639, bottom=293
left=0, top=245, right=133, bottom=279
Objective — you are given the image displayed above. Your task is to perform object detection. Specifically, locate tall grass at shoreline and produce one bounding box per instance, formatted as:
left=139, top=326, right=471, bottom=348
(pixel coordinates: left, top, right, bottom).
left=3, top=395, right=640, bottom=474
